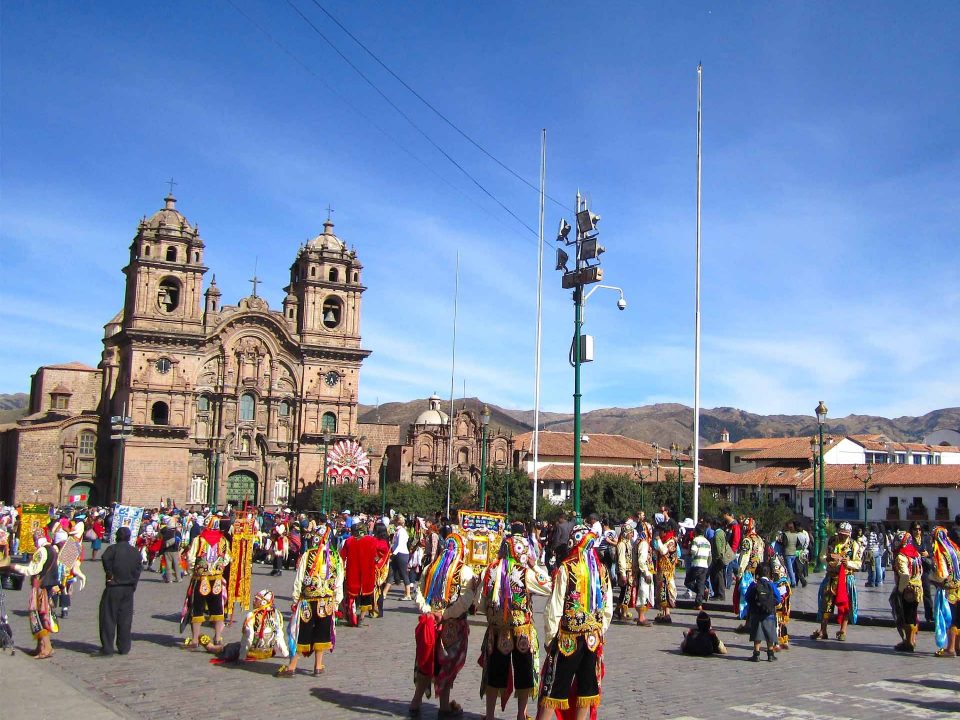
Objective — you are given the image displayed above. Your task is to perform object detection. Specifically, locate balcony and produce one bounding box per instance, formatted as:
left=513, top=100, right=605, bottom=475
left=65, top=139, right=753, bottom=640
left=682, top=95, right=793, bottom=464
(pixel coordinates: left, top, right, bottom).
left=886, top=507, right=901, bottom=522
left=935, top=506, right=951, bottom=523
left=906, top=505, right=929, bottom=522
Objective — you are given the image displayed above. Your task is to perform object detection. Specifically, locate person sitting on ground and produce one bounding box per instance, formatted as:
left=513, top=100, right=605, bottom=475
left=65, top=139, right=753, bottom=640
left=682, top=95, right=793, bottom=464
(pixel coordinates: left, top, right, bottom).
left=680, top=610, right=727, bottom=656
left=203, top=589, right=288, bottom=664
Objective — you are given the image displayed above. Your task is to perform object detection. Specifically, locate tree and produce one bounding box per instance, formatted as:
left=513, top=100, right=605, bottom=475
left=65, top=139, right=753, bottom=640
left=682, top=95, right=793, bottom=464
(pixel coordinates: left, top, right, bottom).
left=580, top=472, right=643, bottom=523
left=481, top=468, right=533, bottom=520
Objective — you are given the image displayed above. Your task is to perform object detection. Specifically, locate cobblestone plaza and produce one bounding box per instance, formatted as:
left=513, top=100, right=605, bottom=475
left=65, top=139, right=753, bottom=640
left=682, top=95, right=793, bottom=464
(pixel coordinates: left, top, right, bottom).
left=3, top=561, right=958, bottom=720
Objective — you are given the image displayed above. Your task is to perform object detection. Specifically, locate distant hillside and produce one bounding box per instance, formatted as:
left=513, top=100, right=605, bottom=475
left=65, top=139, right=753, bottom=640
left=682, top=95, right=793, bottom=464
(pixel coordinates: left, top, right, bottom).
left=0, top=393, right=29, bottom=424
left=358, top=397, right=531, bottom=440
left=359, top=397, right=960, bottom=448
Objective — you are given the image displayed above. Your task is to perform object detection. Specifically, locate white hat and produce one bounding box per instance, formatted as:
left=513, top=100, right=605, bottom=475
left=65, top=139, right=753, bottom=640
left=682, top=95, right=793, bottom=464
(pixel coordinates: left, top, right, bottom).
left=680, top=517, right=696, bottom=530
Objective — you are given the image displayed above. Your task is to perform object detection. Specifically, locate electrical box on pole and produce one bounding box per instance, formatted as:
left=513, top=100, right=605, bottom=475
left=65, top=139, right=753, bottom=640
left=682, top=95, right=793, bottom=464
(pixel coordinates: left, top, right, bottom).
left=579, top=335, right=594, bottom=362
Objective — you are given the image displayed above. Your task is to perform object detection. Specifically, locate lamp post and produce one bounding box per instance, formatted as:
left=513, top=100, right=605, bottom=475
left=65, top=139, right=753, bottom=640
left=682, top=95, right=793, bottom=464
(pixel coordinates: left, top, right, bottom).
left=671, top=443, right=684, bottom=518
left=555, top=194, right=624, bottom=523
left=320, top=432, right=332, bottom=514
left=809, top=435, right=819, bottom=562
left=110, top=409, right=133, bottom=504
left=652, top=443, right=660, bottom=484
left=633, top=462, right=651, bottom=510
left=479, top=405, right=490, bottom=510
left=380, top=452, right=388, bottom=517
left=505, top=470, right=511, bottom=521
left=814, top=400, right=828, bottom=572
left=853, top=462, right=873, bottom=529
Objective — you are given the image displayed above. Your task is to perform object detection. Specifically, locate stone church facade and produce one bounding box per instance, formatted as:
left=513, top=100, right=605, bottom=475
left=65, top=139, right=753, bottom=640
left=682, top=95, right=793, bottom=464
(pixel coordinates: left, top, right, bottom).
left=0, top=194, right=397, bottom=507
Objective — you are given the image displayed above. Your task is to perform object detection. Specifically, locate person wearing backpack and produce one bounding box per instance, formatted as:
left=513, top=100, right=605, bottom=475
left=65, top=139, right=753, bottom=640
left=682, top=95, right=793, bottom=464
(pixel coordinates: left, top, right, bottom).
left=745, top=561, right=782, bottom=662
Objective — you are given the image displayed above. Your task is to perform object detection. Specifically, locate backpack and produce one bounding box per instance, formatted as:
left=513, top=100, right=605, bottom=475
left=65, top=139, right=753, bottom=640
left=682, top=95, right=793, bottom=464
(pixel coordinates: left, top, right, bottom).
left=754, top=580, right=778, bottom=615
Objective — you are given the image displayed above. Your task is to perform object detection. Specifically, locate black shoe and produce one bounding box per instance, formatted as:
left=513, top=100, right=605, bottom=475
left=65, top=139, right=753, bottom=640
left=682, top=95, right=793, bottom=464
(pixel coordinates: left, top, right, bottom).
left=90, top=650, right=114, bottom=658
left=767, top=651, right=778, bottom=662
left=749, top=651, right=760, bottom=662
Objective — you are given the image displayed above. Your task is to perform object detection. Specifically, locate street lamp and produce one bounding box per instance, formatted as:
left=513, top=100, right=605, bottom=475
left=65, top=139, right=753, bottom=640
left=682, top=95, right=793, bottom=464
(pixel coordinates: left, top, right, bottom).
left=651, top=443, right=661, bottom=484
left=633, top=462, right=651, bottom=510
left=479, top=406, right=490, bottom=510
left=853, top=462, right=873, bottom=529
left=814, top=400, right=828, bottom=572
left=110, top=408, right=133, bottom=504
left=671, top=443, right=684, bottom=518
left=556, top=193, right=623, bottom=523
left=809, top=435, right=819, bottom=562
left=320, top=431, right=332, bottom=514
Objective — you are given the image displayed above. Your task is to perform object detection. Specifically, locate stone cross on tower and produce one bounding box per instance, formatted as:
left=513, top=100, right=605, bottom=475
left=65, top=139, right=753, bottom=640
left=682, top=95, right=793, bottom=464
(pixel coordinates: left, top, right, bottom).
left=165, top=177, right=177, bottom=195
left=249, top=257, right=260, bottom=298
left=326, top=204, right=335, bottom=221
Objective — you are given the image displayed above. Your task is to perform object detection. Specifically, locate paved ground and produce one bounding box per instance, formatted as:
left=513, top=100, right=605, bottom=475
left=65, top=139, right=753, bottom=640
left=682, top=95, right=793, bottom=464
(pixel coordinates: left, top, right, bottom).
left=2, top=560, right=958, bottom=720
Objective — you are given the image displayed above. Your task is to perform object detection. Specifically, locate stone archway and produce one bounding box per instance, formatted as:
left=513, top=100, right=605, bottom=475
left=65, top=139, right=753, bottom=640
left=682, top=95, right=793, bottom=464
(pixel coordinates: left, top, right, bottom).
left=226, top=470, right=258, bottom=506
left=67, top=481, right=94, bottom=506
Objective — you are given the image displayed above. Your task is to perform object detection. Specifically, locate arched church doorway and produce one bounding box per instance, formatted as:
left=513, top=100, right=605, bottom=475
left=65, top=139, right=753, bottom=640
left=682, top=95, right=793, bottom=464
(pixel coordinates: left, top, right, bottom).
left=226, top=470, right=258, bottom=506
left=67, top=481, right=94, bottom=506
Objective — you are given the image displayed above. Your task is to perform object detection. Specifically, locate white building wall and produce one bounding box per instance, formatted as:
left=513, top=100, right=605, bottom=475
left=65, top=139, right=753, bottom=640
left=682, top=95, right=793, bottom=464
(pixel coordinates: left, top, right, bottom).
left=823, top=439, right=867, bottom=465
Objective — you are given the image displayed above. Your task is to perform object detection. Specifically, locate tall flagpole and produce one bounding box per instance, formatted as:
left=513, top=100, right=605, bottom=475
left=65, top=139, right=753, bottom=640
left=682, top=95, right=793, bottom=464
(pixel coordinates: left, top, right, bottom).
left=446, top=251, right=460, bottom=519
left=532, top=129, right=546, bottom=521
left=692, top=63, right=703, bottom=523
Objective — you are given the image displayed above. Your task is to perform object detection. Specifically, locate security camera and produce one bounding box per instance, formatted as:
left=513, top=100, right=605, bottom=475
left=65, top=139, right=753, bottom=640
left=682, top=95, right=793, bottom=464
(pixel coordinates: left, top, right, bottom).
left=617, top=298, right=627, bottom=311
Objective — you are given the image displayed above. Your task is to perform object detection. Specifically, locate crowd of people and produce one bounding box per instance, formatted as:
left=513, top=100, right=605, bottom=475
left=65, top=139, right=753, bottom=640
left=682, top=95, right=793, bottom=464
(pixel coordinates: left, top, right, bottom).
left=1, top=501, right=960, bottom=718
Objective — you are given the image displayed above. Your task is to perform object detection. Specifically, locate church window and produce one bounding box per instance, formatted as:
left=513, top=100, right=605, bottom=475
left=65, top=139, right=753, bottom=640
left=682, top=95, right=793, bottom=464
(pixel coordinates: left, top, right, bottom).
left=240, top=435, right=251, bottom=454
left=189, top=475, right=208, bottom=504
left=322, top=296, right=343, bottom=329
left=144, top=245, right=151, bottom=256
left=239, top=393, right=256, bottom=422
left=287, top=308, right=295, bottom=319
left=51, top=394, right=69, bottom=410
left=310, top=266, right=317, bottom=277
left=352, top=271, right=359, bottom=283
left=157, top=278, right=180, bottom=313
left=79, top=431, right=96, bottom=455
left=278, top=400, right=291, bottom=417
left=457, top=447, right=469, bottom=465
left=165, top=246, right=177, bottom=262
left=151, top=401, right=169, bottom=425
left=197, top=395, right=210, bottom=412
left=193, top=251, right=200, bottom=263
left=328, top=267, right=339, bottom=282
left=321, top=412, right=337, bottom=434
left=495, top=448, right=506, bottom=464
left=272, top=477, right=289, bottom=505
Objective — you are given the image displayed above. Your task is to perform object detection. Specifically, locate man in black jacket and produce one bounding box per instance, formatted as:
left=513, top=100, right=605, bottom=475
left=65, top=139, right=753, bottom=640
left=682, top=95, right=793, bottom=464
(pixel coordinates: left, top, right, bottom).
left=96, top=526, right=142, bottom=656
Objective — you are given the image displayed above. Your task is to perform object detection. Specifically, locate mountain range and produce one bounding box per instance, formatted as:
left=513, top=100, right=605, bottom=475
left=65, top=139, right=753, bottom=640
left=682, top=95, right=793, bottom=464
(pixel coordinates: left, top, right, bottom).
left=3, top=391, right=956, bottom=446
left=358, top=397, right=960, bottom=447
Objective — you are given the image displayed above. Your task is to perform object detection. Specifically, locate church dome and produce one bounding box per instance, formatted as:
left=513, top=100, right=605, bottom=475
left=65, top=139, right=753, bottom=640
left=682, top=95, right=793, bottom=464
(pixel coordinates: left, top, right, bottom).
left=144, top=194, right=194, bottom=232
left=306, top=219, right=345, bottom=252
left=415, top=394, right=449, bottom=426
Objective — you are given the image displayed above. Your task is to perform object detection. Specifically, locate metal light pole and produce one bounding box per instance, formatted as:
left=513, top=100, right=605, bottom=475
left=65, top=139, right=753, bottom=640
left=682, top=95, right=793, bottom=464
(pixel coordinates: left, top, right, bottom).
left=320, top=432, right=332, bottom=514
left=505, top=470, right=511, bottom=521
left=671, top=443, right=684, bottom=518
left=633, top=462, right=650, bottom=510
left=479, top=406, right=490, bottom=510
left=815, top=400, right=828, bottom=572
left=555, top=194, right=619, bottom=523
left=854, top=462, right=873, bottom=529
left=652, top=444, right=660, bottom=485
left=809, top=436, right=819, bottom=561
left=110, top=408, right=133, bottom=504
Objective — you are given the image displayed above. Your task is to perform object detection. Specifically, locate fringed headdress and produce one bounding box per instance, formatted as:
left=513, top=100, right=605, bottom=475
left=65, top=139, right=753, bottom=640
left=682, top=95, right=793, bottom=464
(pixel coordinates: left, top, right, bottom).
left=422, top=533, right=465, bottom=606
left=567, top=524, right=604, bottom=614
left=932, top=525, right=960, bottom=582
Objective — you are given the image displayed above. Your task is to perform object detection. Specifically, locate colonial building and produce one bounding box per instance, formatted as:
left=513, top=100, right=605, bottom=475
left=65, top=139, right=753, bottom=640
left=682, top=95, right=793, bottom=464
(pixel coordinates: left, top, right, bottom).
left=385, top=395, right=514, bottom=485
left=0, top=194, right=398, bottom=507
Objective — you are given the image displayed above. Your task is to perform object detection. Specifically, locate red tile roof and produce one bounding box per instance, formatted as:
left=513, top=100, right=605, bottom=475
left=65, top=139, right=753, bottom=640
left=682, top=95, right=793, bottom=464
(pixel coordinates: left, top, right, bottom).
left=734, top=464, right=960, bottom=491
left=537, top=463, right=736, bottom=484
left=42, top=361, right=98, bottom=372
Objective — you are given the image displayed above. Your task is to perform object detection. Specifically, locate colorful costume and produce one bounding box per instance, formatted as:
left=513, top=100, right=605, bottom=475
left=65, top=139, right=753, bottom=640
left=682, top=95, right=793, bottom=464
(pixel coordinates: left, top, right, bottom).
left=413, top=533, right=476, bottom=697
left=769, top=553, right=791, bottom=648
left=478, top=533, right=552, bottom=706
left=616, top=523, right=653, bottom=624
left=652, top=529, right=678, bottom=621
left=287, top=526, right=343, bottom=657
left=539, top=525, right=613, bottom=713
left=734, top=518, right=765, bottom=622
left=180, top=517, right=231, bottom=630
left=930, top=525, right=960, bottom=656
left=812, top=522, right=862, bottom=641
left=12, top=533, right=60, bottom=642
left=340, top=527, right=390, bottom=624
left=207, top=589, right=289, bottom=663
left=890, top=530, right=923, bottom=652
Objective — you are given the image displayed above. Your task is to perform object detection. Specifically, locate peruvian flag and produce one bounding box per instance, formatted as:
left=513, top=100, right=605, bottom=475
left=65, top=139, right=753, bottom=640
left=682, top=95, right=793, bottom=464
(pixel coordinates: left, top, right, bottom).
left=68, top=493, right=87, bottom=503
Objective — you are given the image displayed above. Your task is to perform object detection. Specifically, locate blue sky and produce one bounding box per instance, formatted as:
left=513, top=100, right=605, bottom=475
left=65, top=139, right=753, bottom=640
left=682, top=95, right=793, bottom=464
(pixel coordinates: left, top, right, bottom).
left=1, top=2, right=958, bottom=423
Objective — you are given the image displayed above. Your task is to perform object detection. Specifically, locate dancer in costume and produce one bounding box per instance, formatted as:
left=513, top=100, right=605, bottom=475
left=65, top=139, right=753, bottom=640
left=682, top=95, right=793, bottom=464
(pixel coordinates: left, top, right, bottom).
left=10, top=529, right=60, bottom=658
left=733, top=518, right=765, bottom=632
left=890, top=530, right=923, bottom=652
left=55, top=522, right=87, bottom=619
left=929, top=525, right=960, bottom=657
left=180, top=516, right=231, bottom=649
left=811, top=521, right=862, bottom=641
left=537, top=524, right=613, bottom=719
left=652, top=524, right=678, bottom=624
left=340, top=522, right=390, bottom=626
left=269, top=517, right=289, bottom=577
left=769, top=552, right=791, bottom=650
left=409, top=529, right=477, bottom=718
left=614, top=522, right=636, bottom=621
left=203, top=589, right=288, bottom=663
left=277, top=524, right=343, bottom=677
left=477, top=531, right=552, bottom=720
